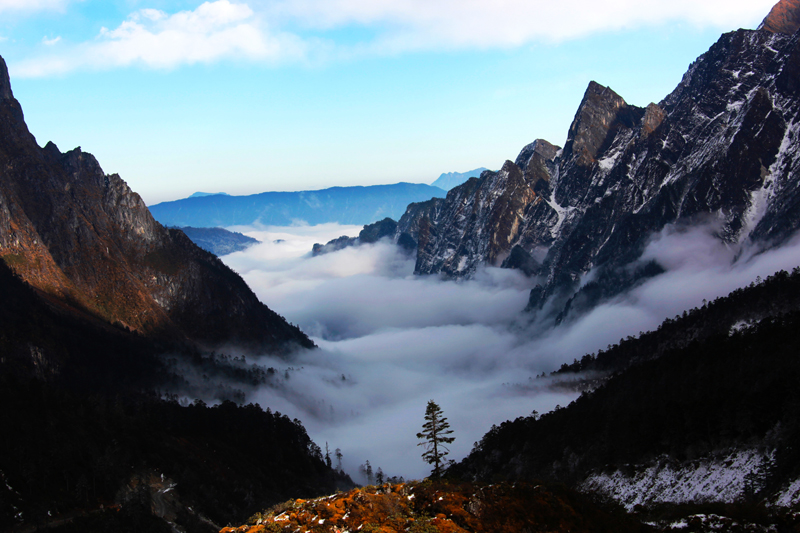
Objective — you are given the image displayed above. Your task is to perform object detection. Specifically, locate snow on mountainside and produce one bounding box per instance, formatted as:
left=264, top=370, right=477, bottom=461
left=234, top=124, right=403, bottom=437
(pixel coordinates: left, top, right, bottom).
left=579, top=449, right=776, bottom=511
left=392, top=26, right=800, bottom=321
left=582, top=447, right=800, bottom=513
left=774, top=478, right=800, bottom=507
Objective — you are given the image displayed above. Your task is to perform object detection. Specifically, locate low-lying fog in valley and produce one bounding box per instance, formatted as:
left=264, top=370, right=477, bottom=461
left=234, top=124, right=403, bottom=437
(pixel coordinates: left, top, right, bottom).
left=219, top=222, right=800, bottom=481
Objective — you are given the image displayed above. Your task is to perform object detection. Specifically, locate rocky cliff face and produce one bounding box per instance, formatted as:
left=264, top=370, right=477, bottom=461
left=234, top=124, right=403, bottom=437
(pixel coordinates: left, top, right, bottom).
left=404, top=25, right=800, bottom=318
left=0, top=57, right=313, bottom=353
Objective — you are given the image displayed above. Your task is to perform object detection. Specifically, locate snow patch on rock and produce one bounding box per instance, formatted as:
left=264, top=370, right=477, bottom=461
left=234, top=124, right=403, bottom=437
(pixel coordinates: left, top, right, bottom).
left=578, top=449, right=774, bottom=511
left=773, top=478, right=800, bottom=508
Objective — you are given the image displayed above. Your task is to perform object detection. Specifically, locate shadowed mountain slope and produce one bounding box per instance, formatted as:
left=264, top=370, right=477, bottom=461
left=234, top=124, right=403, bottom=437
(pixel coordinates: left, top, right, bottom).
left=0, top=56, right=312, bottom=354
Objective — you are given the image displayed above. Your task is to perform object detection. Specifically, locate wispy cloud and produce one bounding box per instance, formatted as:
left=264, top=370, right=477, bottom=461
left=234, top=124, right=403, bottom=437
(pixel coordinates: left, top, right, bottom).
left=269, top=0, right=776, bottom=51
left=42, top=36, right=61, bottom=46
left=221, top=224, right=563, bottom=479
left=0, top=0, right=70, bottom=13
left=12, top=0, right=309, bottom=77
left=10, top=0, right=776, bottom=76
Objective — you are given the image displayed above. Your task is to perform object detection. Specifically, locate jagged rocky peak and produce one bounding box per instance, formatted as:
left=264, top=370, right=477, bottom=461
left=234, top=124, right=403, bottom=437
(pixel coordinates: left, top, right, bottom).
left=760, top=0, right=800, bottom=34
left=397, top=197, right=445, bottom=241
left=43, top=140, right=60, bottom=158
left=515, top=138, right=560, bottom=169
left=562, top=81, right=643, bottom=167
left=0, top=56, right=12, bottom=101
left=411, top=158, right=552, bottom=277
left=403, top=20, right=800, bottom=323
left=514, top=139, right=560, bottom=192
left=39, top=141, right=161, bottom=252
left=311, top=217, right=402, bottom=256
left=640, top=103, right=665, bottom=136
left=359, top=217, right=398, bottom=243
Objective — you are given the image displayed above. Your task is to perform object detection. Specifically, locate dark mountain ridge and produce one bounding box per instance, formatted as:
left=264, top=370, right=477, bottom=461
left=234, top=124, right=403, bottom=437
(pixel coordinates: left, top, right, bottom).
left=0, top=56, right=349, bottom=532
left=0, top=56, right=312, bottom=354
left=0, top=369, right=355, bottom=532
left=348, top=21, right=800, bottom=329
left=553, top=268, right=800, bottom=380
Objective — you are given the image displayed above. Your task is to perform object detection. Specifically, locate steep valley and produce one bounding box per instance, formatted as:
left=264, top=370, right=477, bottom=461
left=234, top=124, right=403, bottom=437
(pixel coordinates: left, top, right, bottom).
left=3, top=0, right=800, bottom=532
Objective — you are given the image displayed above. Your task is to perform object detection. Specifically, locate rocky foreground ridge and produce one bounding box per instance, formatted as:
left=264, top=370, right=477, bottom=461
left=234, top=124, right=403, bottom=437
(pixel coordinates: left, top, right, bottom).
left=222, top=480, right=646, bottom=533
left=223, top=478, right=800, bottom=533
left=0, top=56, right=312, bottom=353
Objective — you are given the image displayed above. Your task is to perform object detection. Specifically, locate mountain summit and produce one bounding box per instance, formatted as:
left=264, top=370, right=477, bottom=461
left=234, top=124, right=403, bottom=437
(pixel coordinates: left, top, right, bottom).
left=760, top=0, right=800, bottom=34
left=0, top=57, right=312, bottom=353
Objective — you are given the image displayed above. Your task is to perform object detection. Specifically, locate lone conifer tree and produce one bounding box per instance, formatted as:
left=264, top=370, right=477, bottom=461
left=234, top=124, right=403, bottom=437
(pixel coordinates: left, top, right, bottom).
left=416, top=399, right=455, bottom=478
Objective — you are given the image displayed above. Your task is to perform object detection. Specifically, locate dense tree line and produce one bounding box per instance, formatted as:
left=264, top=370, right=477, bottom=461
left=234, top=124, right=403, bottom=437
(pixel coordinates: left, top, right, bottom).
left=452, top=270, right=800, bottom=497
left=0, top=373, right=353, bottom=531
left=555, top=268, right=800, bottom=378
left=0, top=260, right=354, bottom=531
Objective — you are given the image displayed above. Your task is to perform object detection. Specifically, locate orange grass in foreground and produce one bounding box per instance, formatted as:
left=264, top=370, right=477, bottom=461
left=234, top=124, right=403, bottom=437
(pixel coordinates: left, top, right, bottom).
left=221, top=480, right=644, bottom=533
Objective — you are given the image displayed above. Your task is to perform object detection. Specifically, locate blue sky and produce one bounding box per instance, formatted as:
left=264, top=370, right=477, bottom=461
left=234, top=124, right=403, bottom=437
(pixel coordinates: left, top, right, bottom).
left=0, top=0, right=777, bottom=204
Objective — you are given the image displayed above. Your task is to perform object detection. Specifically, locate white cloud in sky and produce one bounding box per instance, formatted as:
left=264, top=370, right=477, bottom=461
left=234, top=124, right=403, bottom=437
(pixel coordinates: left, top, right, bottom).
left=42, top=36, right=61, bottom=46
left=0, top=0, right=69, bottom=13
left=12, top=0, right=309, bottom=77
left=9, top=0, right=778, bottom=76
left=270, top=0, right=777, bottom=51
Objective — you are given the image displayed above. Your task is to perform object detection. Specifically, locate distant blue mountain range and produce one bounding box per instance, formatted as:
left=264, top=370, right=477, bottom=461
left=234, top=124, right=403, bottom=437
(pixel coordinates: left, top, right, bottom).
left=149, top=183, right=447, bottom=227
left=189, top=191, right=230, bottom=198
left=431, top=168, right=488, bottom=190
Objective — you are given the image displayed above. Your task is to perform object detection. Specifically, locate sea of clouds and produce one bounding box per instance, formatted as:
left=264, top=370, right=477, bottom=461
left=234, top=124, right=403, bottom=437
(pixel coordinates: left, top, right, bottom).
left=219, top=221, right=800, bottom=482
